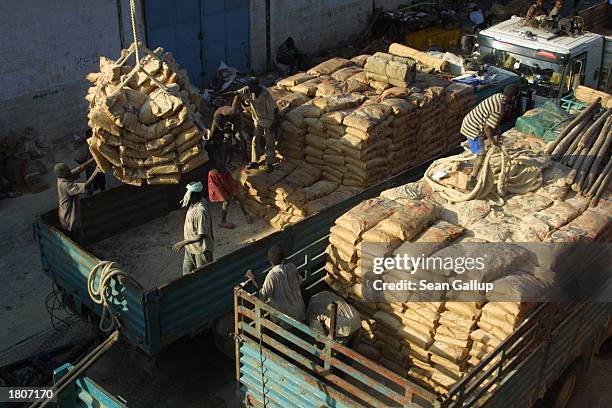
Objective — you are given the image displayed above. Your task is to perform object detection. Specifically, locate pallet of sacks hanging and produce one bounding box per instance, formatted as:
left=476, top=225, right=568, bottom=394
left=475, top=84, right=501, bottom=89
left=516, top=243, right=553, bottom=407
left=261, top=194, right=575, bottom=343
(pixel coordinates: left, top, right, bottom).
left=85, top=44, right=208, bottom=186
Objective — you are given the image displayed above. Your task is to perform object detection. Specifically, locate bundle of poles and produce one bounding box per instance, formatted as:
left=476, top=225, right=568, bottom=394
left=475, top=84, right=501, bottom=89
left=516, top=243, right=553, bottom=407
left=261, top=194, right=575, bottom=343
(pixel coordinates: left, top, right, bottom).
left=546, top=97, right=612, bottom=207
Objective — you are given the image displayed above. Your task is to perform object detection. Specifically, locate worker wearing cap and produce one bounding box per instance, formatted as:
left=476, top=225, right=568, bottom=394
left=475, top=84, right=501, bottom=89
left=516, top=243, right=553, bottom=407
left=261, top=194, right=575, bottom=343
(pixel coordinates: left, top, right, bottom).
left=54, top=159, right=101, bottom=243
left=229, top=77, right=278, bottom=173
left=460, top=84, right=520, bottom=176
left=172, top=181, right=215, bottom=274
left=245, top=245, right=305, bottom=326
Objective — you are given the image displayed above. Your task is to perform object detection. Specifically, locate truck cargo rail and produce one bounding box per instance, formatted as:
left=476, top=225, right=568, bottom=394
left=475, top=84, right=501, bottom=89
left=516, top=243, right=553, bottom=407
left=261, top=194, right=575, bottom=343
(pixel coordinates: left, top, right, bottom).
left=235, top=283, right=612, bottom=408
left=234, top=287, right=438, bottom=408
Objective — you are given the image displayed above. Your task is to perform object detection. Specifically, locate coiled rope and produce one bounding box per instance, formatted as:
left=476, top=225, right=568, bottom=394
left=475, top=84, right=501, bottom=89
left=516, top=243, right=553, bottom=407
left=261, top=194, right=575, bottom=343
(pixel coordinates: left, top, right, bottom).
left=87, top=261, right=142, bottom=332
left=424, top=144, right=543, bottom=204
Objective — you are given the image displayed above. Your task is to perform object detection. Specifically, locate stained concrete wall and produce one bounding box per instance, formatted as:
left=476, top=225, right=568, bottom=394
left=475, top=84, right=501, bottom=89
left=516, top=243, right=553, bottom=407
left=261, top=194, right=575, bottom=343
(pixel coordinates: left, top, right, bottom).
left=250, top=0, right=413, bottom=72
left=0, top=0, right=145, bottom=141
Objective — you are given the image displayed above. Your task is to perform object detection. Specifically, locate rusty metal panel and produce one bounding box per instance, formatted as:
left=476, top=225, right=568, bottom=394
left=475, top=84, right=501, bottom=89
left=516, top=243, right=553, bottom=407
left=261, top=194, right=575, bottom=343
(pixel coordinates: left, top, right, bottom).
left=234, top=288, right=438, bottom=408
left=239, top=340, right=358, bottom=408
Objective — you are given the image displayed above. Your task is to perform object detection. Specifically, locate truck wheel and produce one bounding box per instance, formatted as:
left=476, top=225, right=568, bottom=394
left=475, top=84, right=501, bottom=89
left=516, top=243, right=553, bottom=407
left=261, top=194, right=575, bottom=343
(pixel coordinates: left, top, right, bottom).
left=539, top=360, right=583, bottom=408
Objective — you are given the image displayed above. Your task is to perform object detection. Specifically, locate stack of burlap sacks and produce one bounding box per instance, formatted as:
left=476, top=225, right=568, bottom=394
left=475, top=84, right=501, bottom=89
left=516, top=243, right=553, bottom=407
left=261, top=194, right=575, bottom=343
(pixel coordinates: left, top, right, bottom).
left=85, top=45, right=208, bottom=185
left=239, top=51, right=475, bottom=228
left=364, top=52, right=416, bottom=91
left=236, top=160, right=362, bottom=229
left=323, top=133, right=611, bottom=394
left=272, top=55, right=476, bottom=188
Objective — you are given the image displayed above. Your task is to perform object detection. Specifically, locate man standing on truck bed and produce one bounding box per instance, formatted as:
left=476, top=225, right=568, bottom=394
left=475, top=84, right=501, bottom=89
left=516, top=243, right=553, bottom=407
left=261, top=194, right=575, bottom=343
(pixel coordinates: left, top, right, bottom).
left=227, top=77, right=278, bottom=173
left=172, top=181, right=215, bottom=275
left=460, top=84, right=519, bottom=176
left=245, top=245, right=305, bottom=326
left=54, top=159, right=101, bottom=243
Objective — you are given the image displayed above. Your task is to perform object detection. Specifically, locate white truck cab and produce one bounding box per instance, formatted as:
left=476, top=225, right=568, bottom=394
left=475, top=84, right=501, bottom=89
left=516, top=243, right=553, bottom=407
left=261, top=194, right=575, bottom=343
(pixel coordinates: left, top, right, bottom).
left=477, top=16, right=607, bottom=106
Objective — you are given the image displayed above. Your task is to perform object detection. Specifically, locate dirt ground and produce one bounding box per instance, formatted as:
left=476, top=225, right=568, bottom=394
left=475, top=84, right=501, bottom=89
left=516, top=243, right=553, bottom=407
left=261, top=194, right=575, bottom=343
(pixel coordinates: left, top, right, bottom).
left=0, top=141, right=611, bottom=406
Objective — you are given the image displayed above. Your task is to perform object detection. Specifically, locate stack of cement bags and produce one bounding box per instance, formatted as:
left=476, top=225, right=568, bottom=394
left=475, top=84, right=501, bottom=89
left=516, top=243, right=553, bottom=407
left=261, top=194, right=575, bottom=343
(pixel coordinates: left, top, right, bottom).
left=425, top=302, right=483, bottom=389
left=86, top=45, right=208, bottom=185
left=468, top=302, right=534, bottom=369
left=271, top=54, right=475, bottom=188
left=284, top=102, right=324, bottom=165
left=272, top=83, right=312, bottom=160
left=414, top=87, right=448, bottom=160
left=237, top=160, right=298, bottom=219
left=343, top=102, right=394, bottom=188
left=364, top=52, right=417, bottom=90
left=444, top=83, right=477, bottom=149
left=381, top=98, right=418, bottom=173
left=237, top=159, right=362, bottom=229
left=321, top=133, right=611, bottom=395
left=271, top=163, right=322, bottom=218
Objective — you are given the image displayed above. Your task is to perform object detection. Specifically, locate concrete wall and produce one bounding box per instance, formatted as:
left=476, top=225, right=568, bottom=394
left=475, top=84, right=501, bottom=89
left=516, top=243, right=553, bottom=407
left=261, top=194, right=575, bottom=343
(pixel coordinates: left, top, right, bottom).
left=0, top=0, right=145, bottom=141
left=250, top=0, right=414, bottom=72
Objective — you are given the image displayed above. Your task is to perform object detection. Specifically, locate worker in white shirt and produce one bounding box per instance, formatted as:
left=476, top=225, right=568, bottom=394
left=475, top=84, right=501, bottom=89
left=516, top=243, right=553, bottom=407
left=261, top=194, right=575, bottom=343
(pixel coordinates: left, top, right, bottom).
left=245, top=245, right=305, bottom=325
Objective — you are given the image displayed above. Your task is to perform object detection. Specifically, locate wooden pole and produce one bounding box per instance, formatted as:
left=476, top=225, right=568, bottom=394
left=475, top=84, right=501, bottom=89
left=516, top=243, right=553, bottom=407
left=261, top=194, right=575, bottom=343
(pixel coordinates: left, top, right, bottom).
left=575, top=115, right=612, bottom=192
left=587, top=157, right=612, bottom=198
left=590, top=163, right=611, bottom=206
left=551, top=108, right=597, bottom=160
left=546, top=98, right=600, bottom=155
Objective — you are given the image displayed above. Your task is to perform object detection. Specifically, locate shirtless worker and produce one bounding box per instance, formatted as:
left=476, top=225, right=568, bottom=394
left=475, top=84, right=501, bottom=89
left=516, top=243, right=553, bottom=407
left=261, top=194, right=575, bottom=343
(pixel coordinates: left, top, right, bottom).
left=244, top=245, right=305, bottom=326
left=207, top=111, right=253, bottom=229
left=227, top=77, right=278, bottom=173
left=54, top=159, right=101, bottom=243
left=460, top=84, right=519, bottom=177
left=172, top=181, right=215, bottom=275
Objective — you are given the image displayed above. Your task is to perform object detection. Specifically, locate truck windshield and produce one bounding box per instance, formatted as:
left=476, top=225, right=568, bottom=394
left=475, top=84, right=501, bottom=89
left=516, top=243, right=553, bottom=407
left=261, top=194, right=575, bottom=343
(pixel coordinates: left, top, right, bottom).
left=480, top=45, right=567, bottom=98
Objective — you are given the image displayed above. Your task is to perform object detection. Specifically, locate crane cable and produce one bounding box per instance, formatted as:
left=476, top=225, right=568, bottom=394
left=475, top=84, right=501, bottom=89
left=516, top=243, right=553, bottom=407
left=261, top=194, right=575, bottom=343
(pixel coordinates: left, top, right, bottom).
left=129, top=0, right=140, bottom=66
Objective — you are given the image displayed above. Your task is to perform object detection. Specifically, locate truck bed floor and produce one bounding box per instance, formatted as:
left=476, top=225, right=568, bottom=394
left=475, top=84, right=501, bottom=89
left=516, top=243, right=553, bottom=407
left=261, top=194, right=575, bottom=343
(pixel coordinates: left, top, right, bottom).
left=88, top=202, right=275, bottom=290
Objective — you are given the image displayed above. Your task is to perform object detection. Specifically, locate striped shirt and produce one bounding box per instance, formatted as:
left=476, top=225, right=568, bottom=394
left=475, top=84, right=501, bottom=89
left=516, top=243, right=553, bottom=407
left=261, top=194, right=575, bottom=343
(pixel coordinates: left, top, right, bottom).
left=461, top=93, right=506, bottom=140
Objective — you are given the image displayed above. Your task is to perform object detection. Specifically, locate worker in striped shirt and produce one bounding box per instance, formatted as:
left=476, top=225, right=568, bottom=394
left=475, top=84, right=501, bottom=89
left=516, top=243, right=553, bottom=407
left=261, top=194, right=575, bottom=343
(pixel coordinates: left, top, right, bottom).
left=460, top=84, right=519, bottom=176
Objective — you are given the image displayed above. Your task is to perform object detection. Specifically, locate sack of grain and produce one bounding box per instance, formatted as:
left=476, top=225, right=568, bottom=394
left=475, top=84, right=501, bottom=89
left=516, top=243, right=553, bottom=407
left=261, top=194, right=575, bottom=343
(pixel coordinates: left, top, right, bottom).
left=308, top=57, right=354, bottom=77
left=277, top=72, right=314, bottom=89
left=291, top=78, right=323, bottom=96
left=364, top=56, right=388, bottom=76
left=316, top=79, right=345, bottom=97
left=313, top=93, right=365, bottom=113
left=344, top=103, right=392, bottom=131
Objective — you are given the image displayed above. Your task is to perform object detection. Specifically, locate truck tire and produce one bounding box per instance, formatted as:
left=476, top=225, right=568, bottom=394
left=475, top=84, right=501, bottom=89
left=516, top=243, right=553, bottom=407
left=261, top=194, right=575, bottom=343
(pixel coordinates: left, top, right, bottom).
left=539, top=360, right=583, bottom=408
